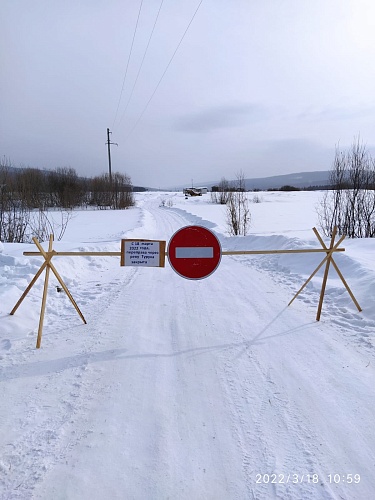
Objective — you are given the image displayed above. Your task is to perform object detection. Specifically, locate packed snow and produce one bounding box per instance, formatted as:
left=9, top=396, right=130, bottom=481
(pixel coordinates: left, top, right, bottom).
left=1, top=191, right=374, bottom=500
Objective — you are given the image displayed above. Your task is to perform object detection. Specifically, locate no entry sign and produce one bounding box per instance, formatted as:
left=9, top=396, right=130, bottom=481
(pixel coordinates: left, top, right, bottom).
left=168, top=225, right=222, bottom=280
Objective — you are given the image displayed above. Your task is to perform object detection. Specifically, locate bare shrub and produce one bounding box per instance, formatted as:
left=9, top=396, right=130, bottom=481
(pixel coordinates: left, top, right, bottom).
left=211, top=177, right=231, bottom=204
left=29, top=209, right=75, bottom=242
left=252, top=194, right=262, bottom=203
left=226, top=171, right=251, bottom=236
left=1, top=205, right=30, bottom=243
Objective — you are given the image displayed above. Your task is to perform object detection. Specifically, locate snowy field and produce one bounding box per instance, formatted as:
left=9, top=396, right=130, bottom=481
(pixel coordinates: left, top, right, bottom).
left=1, top=191, right=374, bottom=500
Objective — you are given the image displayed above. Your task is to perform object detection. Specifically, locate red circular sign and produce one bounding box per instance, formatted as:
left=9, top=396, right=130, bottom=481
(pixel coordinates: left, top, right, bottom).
left=168, top=225, right=222, bottom=280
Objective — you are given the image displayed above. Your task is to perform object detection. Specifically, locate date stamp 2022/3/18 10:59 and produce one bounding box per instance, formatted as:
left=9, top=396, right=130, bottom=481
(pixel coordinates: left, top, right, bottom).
left=255, top=473, right=361, bottom=485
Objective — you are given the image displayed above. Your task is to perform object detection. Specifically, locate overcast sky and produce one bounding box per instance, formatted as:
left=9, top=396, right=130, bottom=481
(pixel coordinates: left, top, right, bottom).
left=1, top=0, right=375, bottom=188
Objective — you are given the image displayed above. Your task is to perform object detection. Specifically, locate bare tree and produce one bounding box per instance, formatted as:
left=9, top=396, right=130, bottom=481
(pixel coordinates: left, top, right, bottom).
left=16, top=168, right=47, bottom=209
left=226, top=171, right=251, bottom=236
left=89, top=172, right=135, bottom=209
left=111, top=172, right=135, bottom=209
left=47, top=167, right=84, bottom=208
left=318, top=138, right=375, bottom=238
left=0, top=160, right=75, bottom=243
left=0, top=160, right=30, bottom=243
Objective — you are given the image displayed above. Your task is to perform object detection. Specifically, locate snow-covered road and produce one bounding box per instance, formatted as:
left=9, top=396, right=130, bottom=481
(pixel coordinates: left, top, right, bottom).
left=1, top=192, right=374, bottom=499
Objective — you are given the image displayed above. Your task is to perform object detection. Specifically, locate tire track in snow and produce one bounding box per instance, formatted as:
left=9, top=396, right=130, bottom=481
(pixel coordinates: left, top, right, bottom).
left=137, top=201, right=368, bottom=499
left=41, top=202, right=250, bottom=498
left=141, top=203, right=327, bottom=498
left=212, top=259, right=337, bottom=500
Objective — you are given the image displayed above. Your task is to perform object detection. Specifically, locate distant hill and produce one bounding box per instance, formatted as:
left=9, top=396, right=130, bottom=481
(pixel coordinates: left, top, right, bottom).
left=242, top=170, right=331, bottom=190
left=171, top=170, right=331, bottom=191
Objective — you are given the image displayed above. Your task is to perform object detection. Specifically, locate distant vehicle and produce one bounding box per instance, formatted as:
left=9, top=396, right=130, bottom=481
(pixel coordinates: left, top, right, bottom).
left=183, top=187, right=208, bottom=196
left=183, top=188, right=202, bottom=196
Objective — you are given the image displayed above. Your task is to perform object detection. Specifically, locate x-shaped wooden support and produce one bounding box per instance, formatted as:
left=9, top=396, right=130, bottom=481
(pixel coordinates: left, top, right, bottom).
left=10, top=235, right=86, bottom=348
left=288, top=227, right=362, bottom=320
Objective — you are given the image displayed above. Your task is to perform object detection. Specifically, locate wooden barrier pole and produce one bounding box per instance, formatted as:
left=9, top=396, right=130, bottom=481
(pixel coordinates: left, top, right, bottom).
left=312, top=228, right=362, bottom=313
left=222, top=248, right=345, bottom=255
left=23, top=251, right=122, bottom=256
left=32, top=237, right=87, bottom=325
left=36, top=235, right=54, bottom=348
left=25, top=249, right=346, bottom=257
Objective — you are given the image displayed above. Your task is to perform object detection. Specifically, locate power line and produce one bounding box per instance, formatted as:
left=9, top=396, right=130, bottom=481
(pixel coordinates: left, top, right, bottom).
left=112, top=0, right=144, bottom=130
left=116, top=0, right=165, bottom=130
left=123, top=0, right=204, bottom=143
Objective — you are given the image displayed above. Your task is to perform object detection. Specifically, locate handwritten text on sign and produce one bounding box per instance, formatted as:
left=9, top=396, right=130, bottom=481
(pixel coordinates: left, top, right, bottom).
left=121, top=239, right=166, bottom=267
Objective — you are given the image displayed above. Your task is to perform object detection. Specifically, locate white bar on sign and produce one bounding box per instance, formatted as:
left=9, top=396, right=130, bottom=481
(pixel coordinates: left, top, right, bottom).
left=176, top=247, right=213, bottom=258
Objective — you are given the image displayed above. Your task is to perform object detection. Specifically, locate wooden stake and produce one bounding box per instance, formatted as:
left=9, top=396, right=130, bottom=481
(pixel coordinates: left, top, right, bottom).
left=159, top=241, right=166, bottom=267
left=36, top=235, right=54, bottom=348
left=316, top=227, right=337, bottom=321
left=10, top=259, right=50, bottom=316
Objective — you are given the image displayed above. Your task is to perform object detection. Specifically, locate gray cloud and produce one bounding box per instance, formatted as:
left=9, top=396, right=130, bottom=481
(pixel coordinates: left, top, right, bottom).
left=2, top=1, right=375, bottom=188
left=175, top=103, right=268, bottom=133
left=298, top=104, right=375, bottom=121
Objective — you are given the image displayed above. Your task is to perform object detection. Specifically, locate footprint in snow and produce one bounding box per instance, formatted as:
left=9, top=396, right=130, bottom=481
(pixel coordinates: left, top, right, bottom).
left=1, top=339, right=11, bottom=350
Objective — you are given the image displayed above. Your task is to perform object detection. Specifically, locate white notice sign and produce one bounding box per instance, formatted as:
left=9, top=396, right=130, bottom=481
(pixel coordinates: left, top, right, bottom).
left=121, top=239, right=166, bottom=267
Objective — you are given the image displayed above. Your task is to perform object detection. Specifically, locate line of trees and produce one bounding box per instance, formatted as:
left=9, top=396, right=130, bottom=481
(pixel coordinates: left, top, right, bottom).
left=0, top=161, right=135, bottom=243
left=318, top=139, right=375, bottom=238
left=0, top=164, right=135, bottom=210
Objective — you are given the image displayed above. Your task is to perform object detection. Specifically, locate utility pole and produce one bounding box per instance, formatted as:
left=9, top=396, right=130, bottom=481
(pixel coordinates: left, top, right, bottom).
left=106, top=128, right=118, bottom=183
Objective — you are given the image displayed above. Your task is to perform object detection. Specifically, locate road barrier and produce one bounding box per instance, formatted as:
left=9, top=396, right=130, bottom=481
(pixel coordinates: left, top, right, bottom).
left=10, top=226, right=361, bottom=348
